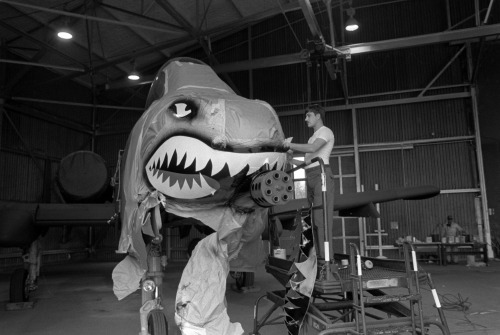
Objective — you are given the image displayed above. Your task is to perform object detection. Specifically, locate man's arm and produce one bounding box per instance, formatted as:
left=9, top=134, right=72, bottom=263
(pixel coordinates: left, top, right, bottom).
left=455, top=223, right=464, bottom=233
left=289, top=158, right=305, bottom=166
left=287, top=138, right=327, bottom=153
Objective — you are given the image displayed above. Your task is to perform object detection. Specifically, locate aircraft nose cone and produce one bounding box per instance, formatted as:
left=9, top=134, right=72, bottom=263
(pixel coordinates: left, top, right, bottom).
left=224, top=100, right=283, bottom=144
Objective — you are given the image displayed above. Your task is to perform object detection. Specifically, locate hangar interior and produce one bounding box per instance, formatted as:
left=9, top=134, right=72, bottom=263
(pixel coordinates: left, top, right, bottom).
left=1, top=0, right=499, bottom=262
left=1, top=0, right=500, bottom=334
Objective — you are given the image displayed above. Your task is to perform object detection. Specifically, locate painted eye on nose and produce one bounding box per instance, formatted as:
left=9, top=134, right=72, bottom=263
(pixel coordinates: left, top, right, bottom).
left=173, top=103, right=192, bottom=118
left=169, top=99, right=197, bottom=119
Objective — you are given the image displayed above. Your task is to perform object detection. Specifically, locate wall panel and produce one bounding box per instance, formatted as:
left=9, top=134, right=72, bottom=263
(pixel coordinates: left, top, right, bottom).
left=357, top=99, right=472, bottom=144
left=0, top=151, right=45, bottom=202
left=403, top=142, right=477, bottom=189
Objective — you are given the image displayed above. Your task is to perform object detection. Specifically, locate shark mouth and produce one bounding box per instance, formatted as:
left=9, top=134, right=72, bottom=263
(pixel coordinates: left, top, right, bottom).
left=146, top=136, right=287, bottom=199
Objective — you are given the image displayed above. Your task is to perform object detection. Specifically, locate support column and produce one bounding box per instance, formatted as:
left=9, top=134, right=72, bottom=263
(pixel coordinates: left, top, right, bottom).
left=0, top=39, right=6, bottom=150
left=248, top=26, right=253, bottom=99
left=467, top=43, right=493, bottom=258
left=352, top=107, right=365, bottom=254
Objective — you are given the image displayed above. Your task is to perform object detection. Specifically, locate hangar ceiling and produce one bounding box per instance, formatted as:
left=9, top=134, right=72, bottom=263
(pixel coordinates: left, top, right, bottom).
left=0, top=0, right=499, bottom=101
left=0, top=0, right=306, bottom=90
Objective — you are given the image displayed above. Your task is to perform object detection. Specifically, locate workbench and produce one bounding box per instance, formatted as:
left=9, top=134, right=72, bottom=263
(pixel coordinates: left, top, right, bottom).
left=441, top=242, right=488, bottom=266
left=395, top=242, right=488, bottom=266
left=395, top=242, right=442, bottom=265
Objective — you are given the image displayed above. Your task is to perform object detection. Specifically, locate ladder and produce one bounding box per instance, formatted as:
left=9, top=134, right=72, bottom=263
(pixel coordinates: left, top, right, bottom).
left=344, top=242, right=441, bottom=335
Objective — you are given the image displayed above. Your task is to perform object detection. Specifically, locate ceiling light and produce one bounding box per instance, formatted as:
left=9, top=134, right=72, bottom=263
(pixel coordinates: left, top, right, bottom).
left=345, top=16, right=359, bottom=32
left=345, top=5, right=359, bottom=32
left=128, top=60, right=140, bottom=81
left=57, top=20, right=73, bottom=40
left=128, top=71, right=140, bottom=81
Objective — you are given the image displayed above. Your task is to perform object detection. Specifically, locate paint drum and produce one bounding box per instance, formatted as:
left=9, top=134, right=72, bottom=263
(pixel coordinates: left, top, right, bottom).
left=57, top=151, right=110, bottom=203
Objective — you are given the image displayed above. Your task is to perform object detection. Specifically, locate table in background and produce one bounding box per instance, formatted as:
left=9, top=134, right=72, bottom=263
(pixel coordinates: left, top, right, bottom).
left=440, top=242, right=488, bottom=266
left=395, top=242, right=442, bottom=265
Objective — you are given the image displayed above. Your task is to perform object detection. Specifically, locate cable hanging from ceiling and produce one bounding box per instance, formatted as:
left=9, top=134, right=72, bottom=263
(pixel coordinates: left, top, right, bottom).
left=275, top=0, right=304, bottom=50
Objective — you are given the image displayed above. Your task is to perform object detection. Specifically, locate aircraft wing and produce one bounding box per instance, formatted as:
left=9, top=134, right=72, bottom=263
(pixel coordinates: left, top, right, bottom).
left=336, top=185, right=440, bottom=218
left=270, top=185, right=440, bottom=226
left=0, top=202, right=116, bottom=248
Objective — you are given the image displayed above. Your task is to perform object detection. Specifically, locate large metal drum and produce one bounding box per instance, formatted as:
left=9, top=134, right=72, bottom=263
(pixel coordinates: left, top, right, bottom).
left=57, top=151, right=110, bottom=203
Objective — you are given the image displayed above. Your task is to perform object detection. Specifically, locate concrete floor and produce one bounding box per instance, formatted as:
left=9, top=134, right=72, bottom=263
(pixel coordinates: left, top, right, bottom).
left=1, top=258, right=500, bottom=335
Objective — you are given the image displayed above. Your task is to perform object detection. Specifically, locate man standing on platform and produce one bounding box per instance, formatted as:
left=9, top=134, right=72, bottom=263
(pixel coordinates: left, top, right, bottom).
left=283, top=104, right=334, bottom=260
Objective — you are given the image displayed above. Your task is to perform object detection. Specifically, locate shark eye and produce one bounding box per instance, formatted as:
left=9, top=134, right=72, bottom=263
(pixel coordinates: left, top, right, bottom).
left=170, top=100, right=197, bottom=119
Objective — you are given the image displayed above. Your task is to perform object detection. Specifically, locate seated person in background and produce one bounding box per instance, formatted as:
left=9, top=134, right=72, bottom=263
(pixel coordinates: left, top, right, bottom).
left=440, top=215, right=464, bottom=263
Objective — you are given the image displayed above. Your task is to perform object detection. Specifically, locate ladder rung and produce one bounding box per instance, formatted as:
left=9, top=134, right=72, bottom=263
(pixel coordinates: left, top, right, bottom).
left=368, top=326, right=417, bottom=335
left=365, top=293, right=421, bottom=304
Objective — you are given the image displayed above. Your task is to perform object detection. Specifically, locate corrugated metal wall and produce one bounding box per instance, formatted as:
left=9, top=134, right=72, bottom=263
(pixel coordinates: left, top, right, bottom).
left=279, top=108, right=353, bottom=145
left=357, top=99, right=472, bottom=143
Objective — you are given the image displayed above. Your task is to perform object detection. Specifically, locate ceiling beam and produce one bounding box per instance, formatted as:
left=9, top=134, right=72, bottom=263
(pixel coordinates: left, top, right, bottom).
left=97, top=5, right=172, bottom=71
left=0, top=20, right=88, bottom=70
left=98, top=2, right=184, bottom=31
left=213, top=23, right=500, bottom=73
left=0, top=58, right=85, bottom=72
left=4, top=103, right=93, bottom=134
left=226, top=0, right=244, bottom=19
left=11, top=96, right=143, bottom=111
left=153, top=0, right=241, bottom=95
left=40, top=35, right=192, bottom=87
left=0, top=0, right=185, bottom=34
left=196, top=0, right=215, bottom=33
left=44, top=0, right=307, bottom=86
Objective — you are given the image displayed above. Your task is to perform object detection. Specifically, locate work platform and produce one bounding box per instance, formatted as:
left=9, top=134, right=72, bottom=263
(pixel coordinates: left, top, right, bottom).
left=254, top=247, right=450, bottom=335
left=253, top=159, right=450, bottom=335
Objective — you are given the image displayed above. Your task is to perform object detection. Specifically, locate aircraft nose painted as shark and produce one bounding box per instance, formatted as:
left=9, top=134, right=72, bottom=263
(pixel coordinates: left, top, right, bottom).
left=134, top=58, right=288, bottom=204
left=145, top=136, right=287, bottom=199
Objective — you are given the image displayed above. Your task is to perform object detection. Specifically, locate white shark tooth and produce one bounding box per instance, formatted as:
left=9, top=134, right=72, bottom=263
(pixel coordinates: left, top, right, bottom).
left=270, top=156, right=280, bottom=170
left=195, top=151, right=211, bottom=171
left=165, top=144, right=175, bottom=167
left=226, top=153, right=250, bottom=176
left=192, top=173, right=202, bottom=187
left=174, top=147, right=188, bottom=168
left=247, top=165, right=260, bottom=175
left=210, top=154, right=226, bottom=176
left=259, top=157, right=270, bottom=171
left=277, top=159, right=284, bottom=171
left=160, top=173, right=216, bottom=199
left=184, top=151, right=196, bottom=169
left=157, top=153, right=165, bottom=170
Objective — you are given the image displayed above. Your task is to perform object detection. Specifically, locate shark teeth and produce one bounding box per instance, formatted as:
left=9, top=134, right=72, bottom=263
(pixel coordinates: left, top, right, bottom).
left=145, top=136, right=287, bottom=199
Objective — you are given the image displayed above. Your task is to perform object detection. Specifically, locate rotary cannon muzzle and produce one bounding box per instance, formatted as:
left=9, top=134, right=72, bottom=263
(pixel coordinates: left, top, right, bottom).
left=250, top=170, right=294, bottom=207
